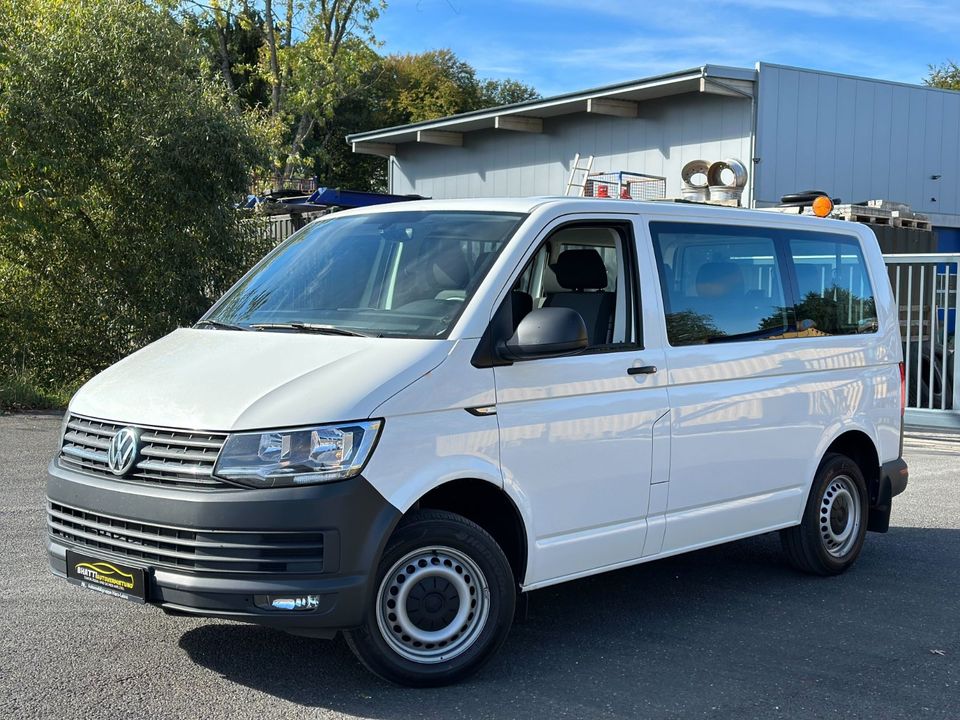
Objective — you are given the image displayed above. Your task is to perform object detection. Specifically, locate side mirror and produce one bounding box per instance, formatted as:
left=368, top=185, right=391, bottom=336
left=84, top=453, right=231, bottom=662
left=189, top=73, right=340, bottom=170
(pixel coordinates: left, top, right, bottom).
left=498, top=307, right=588, bottom=361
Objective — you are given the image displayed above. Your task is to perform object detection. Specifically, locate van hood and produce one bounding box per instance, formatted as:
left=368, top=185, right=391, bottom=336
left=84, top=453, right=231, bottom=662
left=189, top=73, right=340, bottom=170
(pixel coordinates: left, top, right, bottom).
left=69, top=328, right=452, bottom=431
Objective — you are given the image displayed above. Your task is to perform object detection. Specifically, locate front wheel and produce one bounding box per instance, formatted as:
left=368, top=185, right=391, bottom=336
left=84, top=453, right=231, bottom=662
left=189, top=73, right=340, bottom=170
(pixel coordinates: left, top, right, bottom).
left=781, top=452, right=869, bottom=575
left=345, top=510, right=516, bottom=686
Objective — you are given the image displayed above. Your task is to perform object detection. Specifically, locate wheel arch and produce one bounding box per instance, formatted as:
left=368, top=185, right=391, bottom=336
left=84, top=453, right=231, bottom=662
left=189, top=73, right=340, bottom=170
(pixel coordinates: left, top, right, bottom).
left=408, top=477, right=529, bottom=587
left=809, top=424, right=885, bottom=530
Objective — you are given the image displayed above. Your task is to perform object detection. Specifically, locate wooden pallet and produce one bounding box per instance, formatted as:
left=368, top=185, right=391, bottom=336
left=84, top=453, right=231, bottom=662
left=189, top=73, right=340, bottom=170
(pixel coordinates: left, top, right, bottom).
left=893, top=217, right=931, bottom=230
left=835, top=211, right=894, bottom=226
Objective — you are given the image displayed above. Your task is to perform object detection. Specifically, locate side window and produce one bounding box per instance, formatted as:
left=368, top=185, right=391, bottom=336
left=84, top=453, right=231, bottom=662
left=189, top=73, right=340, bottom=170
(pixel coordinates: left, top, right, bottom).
left=650, top=222, right=790, bottom=345
left=788, top=234, right=877, bottom=334
left=511, top=224, right=638, bottom=348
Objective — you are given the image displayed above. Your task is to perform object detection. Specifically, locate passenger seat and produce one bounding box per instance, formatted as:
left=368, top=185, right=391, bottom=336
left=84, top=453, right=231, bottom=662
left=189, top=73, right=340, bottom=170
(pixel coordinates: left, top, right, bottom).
left=543, top=249, right=615, bottom=345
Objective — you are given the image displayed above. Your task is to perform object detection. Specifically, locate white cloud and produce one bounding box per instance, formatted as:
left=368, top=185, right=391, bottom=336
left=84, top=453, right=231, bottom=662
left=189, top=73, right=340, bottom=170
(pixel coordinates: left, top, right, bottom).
left=377, top=0, right=951, bottom=96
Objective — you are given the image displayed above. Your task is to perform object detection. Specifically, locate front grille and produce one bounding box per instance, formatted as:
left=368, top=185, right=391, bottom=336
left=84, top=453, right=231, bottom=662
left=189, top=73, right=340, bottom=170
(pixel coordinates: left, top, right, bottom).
left=48, top=502, right=326, bottom=575
left=59, top=414, right=230, bottom=489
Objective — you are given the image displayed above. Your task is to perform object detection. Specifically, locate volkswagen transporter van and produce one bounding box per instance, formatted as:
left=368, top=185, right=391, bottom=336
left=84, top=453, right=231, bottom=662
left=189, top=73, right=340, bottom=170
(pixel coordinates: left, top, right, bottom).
left=47, top=198, right=909, bottom=686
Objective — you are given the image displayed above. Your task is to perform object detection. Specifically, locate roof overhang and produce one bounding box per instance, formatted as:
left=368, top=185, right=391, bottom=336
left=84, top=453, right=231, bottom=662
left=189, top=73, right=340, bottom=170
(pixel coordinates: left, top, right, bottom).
left=348, top=64, right=756, bottom=156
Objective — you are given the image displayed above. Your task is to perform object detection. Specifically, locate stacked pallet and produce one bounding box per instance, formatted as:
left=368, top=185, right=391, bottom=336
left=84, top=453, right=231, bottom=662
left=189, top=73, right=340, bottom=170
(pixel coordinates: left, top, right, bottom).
left=831, top=200, right=931, bottom=231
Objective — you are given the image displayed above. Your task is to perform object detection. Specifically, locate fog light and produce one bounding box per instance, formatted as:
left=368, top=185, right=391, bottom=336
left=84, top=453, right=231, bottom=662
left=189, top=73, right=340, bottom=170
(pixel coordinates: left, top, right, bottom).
left=255, top=594, right=321, bottom=611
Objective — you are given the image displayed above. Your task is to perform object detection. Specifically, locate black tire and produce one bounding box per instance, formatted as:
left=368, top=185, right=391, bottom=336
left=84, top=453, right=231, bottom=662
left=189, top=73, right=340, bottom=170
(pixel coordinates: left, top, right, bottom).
left=344, top=509, right=515, bottom=687
left=781, top=452, right=869, bottom=575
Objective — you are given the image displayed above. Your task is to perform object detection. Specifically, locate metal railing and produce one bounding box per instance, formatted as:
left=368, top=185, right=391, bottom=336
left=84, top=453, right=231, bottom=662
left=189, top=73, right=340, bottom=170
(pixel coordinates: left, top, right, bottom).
left=884, top=253, right=960, bottom=427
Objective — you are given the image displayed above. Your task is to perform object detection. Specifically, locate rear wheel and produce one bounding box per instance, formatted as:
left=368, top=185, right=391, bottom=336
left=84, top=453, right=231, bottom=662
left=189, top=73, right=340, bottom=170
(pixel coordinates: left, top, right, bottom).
left=781, top=452, right=868, bottom=575
left=345, top=510, right=515, bottom=686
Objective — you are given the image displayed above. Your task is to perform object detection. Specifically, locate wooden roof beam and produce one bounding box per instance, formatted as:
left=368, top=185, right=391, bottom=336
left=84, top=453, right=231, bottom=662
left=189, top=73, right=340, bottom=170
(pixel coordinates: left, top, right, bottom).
left=700, top=77, right=754, bottom=98
left=494, top=115, right=543, bottom=133
left=416, top=130, right=463, bottom=146
left=586, top=98, right=639, bottom=118
left=352, top=141, right=395, bottom=157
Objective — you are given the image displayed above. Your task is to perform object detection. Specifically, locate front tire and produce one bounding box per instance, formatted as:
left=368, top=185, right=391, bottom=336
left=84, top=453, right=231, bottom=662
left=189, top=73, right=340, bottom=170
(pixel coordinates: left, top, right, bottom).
left=345, top=509, right=515, bottom=686
left=781, top=452, right=868, bottom=575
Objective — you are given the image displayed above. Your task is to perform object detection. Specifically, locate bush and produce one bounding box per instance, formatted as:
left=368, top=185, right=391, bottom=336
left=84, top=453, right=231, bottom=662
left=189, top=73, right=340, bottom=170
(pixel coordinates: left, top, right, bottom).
left=0, top=0, right=271, bottom=393
left=0, top=372, right=78, bottom=414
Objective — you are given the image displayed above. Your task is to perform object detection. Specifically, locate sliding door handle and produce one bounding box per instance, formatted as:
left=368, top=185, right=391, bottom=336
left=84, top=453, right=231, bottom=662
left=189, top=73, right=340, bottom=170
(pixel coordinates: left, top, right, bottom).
left=627, top=365, right=658, bottom=375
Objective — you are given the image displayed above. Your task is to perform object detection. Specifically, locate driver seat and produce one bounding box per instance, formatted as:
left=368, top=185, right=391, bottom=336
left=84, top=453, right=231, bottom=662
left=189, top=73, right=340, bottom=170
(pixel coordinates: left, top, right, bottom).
left=543, top=249, right=614, bottom=345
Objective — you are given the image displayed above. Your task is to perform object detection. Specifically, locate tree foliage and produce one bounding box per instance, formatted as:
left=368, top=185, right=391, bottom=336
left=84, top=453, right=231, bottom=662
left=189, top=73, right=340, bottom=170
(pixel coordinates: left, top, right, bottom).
left=0, top=0, right=270, bottom=387
left=179, top=2, right=540, bottom=190
left=925, top=60, right=960, bottom=90
left=179, top=0, right=384, bottom=181
left=0, top=0, right=540, bottom=395
left=309, top=49, right=540, bottom=191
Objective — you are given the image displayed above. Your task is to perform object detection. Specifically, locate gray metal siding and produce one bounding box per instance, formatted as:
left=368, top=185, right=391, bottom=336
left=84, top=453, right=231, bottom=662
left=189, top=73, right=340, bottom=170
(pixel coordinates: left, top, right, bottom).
left=755, top=64, right=960, bottom=225
left=390, top=93, right=753, bottom=202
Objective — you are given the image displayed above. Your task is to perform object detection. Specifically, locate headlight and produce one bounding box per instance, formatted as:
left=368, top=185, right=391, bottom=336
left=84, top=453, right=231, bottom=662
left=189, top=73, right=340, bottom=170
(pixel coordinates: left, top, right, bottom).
left=214, top=420, right=382, bottom=488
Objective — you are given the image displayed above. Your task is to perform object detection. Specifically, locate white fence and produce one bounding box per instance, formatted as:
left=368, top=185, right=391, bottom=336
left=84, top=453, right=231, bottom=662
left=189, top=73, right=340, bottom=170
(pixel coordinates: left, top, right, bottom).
left=884, top=253, right=960, bottom=428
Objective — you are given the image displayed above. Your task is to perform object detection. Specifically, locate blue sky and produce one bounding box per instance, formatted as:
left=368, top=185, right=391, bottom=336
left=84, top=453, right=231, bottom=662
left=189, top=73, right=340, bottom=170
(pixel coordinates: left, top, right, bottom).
left=375, top=1, right=960, bottom=98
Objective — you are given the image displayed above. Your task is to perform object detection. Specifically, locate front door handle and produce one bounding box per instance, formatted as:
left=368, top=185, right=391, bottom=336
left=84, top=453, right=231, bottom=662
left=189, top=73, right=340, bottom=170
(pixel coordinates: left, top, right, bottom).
left=627, top=365, right=658, bottom=375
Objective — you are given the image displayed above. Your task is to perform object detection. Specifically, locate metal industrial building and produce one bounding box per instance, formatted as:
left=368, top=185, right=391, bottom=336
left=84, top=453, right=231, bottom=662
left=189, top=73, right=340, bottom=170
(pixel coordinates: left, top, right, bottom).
left=347, top=62, right=960, bottom=249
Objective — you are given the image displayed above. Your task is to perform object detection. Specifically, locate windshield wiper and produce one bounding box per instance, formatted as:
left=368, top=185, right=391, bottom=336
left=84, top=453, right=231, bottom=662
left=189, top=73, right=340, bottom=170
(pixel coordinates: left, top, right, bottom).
left=249, top=322, right=374, bottom=337
left=195, top=319, right=251, bottom=331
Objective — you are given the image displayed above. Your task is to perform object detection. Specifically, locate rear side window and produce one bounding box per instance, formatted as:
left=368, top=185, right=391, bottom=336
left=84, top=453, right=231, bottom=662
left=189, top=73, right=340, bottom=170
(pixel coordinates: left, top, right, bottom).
left=788, top=235, right=877, bottom=335
left=650, top=223, right=790, bottom=345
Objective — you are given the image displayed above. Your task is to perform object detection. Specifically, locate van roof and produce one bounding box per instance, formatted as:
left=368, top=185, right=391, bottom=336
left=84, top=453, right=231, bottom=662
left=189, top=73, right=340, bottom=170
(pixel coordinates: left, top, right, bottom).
left=326, top=196, right=870, bottom=233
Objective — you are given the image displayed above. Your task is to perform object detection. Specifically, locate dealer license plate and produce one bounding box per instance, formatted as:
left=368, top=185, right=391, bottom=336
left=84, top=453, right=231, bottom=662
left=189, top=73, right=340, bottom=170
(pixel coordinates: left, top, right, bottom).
left=65, top=549, right=147, bottom=604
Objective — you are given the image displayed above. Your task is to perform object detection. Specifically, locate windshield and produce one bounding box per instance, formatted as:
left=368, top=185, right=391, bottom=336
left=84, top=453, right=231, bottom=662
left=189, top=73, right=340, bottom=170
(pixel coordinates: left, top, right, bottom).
left=205, top=210, right=525, bottom=338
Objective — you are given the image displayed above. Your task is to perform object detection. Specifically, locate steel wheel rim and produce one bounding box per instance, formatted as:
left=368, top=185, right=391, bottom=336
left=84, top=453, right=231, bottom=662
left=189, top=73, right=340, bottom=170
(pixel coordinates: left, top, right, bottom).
left=375, top=546, right=490, bottom=664
left=820, top=475, right=861, bottom=558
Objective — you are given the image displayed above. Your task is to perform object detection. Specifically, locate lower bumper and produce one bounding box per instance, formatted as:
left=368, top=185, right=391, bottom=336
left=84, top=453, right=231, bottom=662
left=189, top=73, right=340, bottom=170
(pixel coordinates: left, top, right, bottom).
left=867, top=457, right=909, bottom=533
left=46, top=460, right=401, bottom=634
left=884, top=457, right=909, bottom=498
left=47, top=541, right=366, bottom=636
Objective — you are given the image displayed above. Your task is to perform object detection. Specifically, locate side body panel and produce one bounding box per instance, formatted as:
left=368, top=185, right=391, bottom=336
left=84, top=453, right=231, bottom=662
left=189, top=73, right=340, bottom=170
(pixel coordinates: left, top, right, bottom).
left=356, top=204, right=903, bottom=593
left=494, top=352, right=668, bottom=585
left=362, top=340, right=502, bottom=515
left=492, top=212, right=670, bottom=586
left=638, top=214, right=902, bottom=556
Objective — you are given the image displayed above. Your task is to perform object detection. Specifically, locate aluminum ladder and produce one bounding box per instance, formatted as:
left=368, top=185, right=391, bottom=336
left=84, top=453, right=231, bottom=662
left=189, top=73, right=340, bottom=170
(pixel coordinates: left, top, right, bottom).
left=564, top=154, right=594, bottom=196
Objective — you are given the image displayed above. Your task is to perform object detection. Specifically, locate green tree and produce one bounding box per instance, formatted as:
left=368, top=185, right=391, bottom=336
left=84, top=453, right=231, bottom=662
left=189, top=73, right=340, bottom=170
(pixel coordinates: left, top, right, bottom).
left=925, top=60, right=960, bottom=90
left=0, top=0, right=270, bottom=389
left=176, top=2, right=541, bottom=192
left=478, top=77, right=542, bottom=106
left=375, top=50, right=539, bottom=123
left=310, top=49, right=540, bottom=191
left=179, top=1, right=271, bottom=109
left=179, top=0, right=384, bottom=182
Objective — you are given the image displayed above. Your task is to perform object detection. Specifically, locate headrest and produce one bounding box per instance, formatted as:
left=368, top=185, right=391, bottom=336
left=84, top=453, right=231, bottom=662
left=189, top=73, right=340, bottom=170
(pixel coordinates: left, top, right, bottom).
left=431, top=243, right=470, bottom=289
left=695, top=262, right=744, bottom=298
left=553, top=249, right=608, bottom=290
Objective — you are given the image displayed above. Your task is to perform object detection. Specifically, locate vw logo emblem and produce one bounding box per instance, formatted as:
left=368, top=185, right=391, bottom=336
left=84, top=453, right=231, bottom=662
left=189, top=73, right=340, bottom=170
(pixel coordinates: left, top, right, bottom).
left=107, top=427, right=140, bottom=476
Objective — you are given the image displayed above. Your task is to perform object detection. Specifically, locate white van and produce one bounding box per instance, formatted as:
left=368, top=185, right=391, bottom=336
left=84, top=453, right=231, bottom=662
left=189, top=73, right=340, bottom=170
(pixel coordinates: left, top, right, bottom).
left=47, top=198, right=908, bottom=686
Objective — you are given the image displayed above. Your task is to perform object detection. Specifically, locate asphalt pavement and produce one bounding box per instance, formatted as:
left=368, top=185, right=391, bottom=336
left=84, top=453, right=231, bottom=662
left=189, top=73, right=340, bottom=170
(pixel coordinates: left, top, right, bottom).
left=1, top=413, right=957, bottom=719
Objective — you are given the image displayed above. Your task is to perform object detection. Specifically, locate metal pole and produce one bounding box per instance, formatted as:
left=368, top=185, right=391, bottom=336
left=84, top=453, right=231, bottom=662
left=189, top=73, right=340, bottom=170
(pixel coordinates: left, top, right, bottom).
left=953, top=262, right=960, bottom=412
left=905, top=266, right=913, bottom=408
left=941, top=265, right=951, bottom=410
left=916, top=266, right=925, bottom=407
left=894, top=265, right=901, bottom=331
left=929, top=267, right=937, bottom=409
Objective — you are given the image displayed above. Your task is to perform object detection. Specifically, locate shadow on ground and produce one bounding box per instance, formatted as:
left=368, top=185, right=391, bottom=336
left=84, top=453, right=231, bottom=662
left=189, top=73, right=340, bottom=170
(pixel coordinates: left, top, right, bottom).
left=179, top=528, right=959, bottom=718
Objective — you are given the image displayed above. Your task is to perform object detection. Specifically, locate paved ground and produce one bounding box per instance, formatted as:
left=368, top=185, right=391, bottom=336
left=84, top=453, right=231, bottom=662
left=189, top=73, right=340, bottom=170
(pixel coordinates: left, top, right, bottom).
left=1, top=414, right=957, bottom=719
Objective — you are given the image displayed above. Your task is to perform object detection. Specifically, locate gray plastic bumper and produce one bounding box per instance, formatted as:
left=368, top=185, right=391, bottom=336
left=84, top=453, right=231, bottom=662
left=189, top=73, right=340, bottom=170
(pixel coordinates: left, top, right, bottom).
left=46, top=460, right=401, bottom=635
